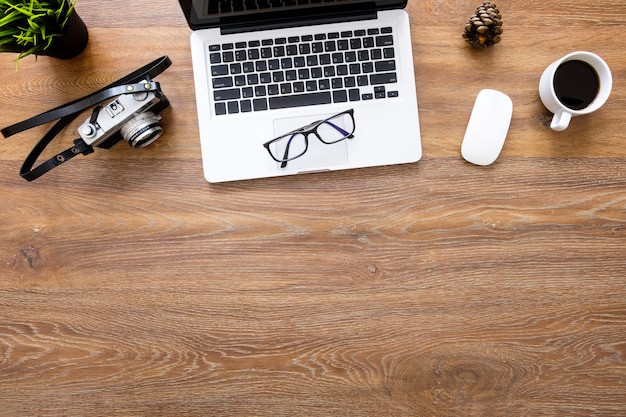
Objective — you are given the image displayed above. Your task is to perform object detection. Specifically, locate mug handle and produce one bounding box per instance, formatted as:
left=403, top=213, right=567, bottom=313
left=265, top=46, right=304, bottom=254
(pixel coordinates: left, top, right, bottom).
left=550, top=110, right=572, bottom=131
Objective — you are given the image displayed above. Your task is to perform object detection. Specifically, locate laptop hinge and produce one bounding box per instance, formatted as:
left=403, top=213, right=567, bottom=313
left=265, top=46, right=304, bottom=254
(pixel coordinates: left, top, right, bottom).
left=220, top=9, right=378, bottom=35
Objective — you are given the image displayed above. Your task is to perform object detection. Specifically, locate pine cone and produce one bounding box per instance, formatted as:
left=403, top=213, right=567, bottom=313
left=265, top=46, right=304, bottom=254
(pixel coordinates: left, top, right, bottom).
left=463, top=2, right=503, bottom=48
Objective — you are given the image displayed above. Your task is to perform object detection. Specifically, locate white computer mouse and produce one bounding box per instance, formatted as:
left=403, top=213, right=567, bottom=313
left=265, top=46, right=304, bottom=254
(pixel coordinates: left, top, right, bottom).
left=461, top=89, right=513, bottom=166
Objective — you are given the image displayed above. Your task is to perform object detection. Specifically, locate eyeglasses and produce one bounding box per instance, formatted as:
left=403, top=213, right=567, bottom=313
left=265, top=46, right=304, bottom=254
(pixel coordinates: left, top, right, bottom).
left=263, top=109, right=355, bottom=168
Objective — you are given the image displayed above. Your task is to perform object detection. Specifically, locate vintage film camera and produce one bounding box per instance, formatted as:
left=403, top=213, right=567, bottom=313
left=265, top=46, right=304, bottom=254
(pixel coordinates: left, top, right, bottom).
left=0, top=56, right=172, bottom=181
left=77, top=81, right=170, bottom=149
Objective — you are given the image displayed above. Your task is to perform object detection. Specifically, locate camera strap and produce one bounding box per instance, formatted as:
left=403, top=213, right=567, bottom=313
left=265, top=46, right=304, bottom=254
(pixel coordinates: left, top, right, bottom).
left=1, top=55, right=172, bottom=181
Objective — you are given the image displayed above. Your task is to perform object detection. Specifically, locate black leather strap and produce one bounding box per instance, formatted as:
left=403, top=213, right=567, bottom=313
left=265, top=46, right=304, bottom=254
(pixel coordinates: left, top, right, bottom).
left=1, top=56, right=172, bottom=181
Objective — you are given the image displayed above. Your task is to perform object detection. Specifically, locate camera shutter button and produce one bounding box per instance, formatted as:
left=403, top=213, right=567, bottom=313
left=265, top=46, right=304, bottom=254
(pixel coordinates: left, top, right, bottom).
left=80, top=124, right=98, bottom=138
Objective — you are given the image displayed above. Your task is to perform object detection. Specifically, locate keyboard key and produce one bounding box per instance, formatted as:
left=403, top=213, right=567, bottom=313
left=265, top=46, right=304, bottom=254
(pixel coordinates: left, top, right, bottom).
left=370, top=72, right=397, bottom=84
left=375, top=60, right=396, bottom=72
left=212, top=76, right=233, bottom=88
left=211, top=65, right=229, bottom=76
left=273, top=46, right=286, bottom=57
left=333, top=90, right=348, bottom=103
left=293, top=82, right=305, bottom=93
left=268, top=59, right=280, bottom=70
left=269, top=92, right=332, bottom=109
left=241, top=100, right=252, bottom=112
left=228, top=101, right=239, bottom=113
left=248, top=48, right=260, bottom=59
left=311, top=67, right=323, bottom=78
left=299, top=43, right=311, bottom=54
left=255, top=85, right=267, bottom=96
left=247, top=74, right=259, bottom=84
left=273, top=71, right=285, bottom=82
left=214, top=88, right=240, bottom=101
left=210, top=53, right=221, bottom=64
left=243, top=62, right=255, bottom=73
left=376, top=35, right=394, bottom=47
left=268, top=84, right=280, bottom=95
left=253, top=98, right=268, bottom=111
left=215, top=102, right=227, bottom=115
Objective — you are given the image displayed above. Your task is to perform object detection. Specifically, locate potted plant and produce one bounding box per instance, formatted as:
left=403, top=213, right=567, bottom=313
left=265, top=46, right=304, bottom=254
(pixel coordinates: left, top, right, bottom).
left=0, top=0, right=88, bottom=64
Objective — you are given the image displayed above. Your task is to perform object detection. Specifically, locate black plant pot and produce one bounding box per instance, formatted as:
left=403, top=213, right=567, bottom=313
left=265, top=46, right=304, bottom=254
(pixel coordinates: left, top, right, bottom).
left=41, top=9, right=89, bottom=59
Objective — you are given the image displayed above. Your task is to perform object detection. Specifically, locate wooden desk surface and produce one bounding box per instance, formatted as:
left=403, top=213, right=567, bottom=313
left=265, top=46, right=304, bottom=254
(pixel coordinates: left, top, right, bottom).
left=1, top=1, right=625, bottom=415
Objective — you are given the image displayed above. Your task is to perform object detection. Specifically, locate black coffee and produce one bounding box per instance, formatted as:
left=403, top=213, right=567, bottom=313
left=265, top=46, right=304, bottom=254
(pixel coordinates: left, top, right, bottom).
left=553, top=60, right=600, bottom=110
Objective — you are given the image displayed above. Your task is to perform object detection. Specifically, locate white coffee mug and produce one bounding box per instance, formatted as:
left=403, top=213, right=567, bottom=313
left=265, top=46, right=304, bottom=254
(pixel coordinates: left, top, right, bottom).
left=539, top=51, right=612, bottom=131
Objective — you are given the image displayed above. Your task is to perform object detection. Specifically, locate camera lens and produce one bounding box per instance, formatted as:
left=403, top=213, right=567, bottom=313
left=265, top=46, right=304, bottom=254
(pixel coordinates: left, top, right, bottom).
left=120, top=112, right=163, bottom=148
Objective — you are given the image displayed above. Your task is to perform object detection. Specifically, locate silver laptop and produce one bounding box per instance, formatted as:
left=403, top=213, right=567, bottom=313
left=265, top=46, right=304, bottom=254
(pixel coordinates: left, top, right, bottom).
left=178, top=0, right=421, bottom=183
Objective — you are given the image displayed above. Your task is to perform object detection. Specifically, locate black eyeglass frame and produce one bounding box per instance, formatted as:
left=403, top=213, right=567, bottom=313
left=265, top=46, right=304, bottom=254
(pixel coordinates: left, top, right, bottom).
left=262, top=109, right=355, bottom=168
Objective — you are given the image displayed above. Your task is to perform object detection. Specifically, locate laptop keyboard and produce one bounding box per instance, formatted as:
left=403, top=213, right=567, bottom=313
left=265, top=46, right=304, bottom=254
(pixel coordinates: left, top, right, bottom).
left=208, top=27, right=400, bottom=115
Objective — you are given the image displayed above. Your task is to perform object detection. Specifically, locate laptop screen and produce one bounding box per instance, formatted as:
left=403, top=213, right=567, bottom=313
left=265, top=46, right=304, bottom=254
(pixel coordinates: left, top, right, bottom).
left=178, top=0, right=408, bottom=30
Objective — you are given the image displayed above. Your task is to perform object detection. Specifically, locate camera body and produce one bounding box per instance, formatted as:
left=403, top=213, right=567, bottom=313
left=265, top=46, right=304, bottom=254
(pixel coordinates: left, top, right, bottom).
left=78, top=83, right=170, bottom=149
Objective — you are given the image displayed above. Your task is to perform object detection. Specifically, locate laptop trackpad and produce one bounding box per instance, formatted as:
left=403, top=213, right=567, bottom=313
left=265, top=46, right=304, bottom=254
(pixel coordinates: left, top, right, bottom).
left=272, top=113, right=348, bottom=171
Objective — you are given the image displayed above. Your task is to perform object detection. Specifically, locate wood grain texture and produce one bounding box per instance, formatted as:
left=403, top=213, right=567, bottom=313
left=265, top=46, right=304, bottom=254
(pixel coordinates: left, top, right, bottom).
left=1, top=0, right=625, bottom=416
